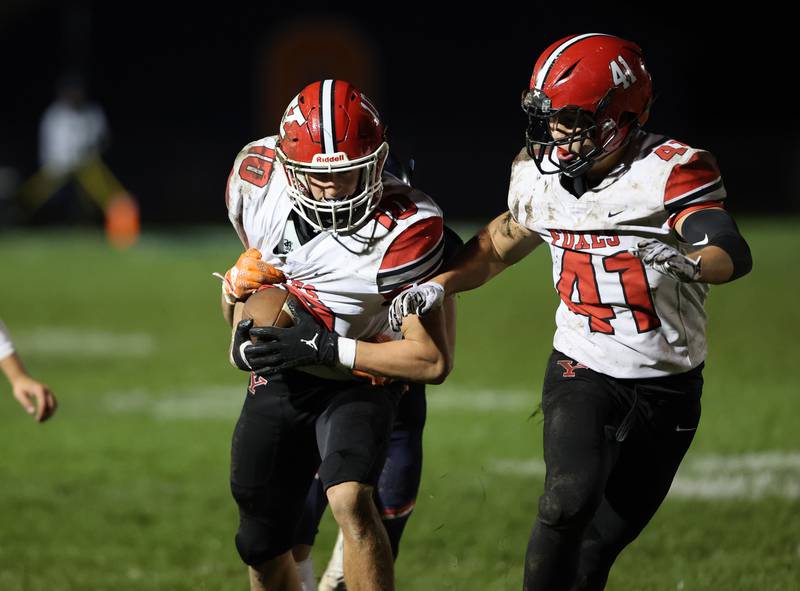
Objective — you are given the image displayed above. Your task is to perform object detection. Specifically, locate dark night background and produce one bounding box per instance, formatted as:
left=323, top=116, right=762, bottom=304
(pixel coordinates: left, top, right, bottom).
left=1, top=1, right=796, bottom=225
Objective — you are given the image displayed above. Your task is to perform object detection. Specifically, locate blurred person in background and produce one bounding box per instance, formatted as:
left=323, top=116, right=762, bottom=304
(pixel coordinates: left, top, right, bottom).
left=0, top=319, right=57, bottom=422
left=40, top=73, right=109, bottom=180
left=18, top=72, right=139, bottom=247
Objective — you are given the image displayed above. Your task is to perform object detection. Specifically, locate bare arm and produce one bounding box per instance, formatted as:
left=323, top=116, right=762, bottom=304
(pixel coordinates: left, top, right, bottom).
left=353, top=297, right=456, bottom=384
left=681, top=245, right=733, bottom=284
left=434, top=212, right=544, bottom=296
left=1, top=352, right=57, bottom=422
left=222, top=292, right=235, bottom=326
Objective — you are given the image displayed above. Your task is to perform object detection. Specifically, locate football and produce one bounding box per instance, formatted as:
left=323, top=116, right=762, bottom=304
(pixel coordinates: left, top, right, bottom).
left=236, top=286, right=352, bottom=381
left=240, top=286, right=296, bottom=333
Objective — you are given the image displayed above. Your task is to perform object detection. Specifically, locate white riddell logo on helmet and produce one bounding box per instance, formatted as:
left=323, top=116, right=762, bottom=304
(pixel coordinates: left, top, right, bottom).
left=312, top=153, right=348, bottom=164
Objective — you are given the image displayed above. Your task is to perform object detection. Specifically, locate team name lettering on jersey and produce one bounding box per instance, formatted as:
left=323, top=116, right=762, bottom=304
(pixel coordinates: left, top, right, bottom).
left=549, top=230, right=621, bottom=250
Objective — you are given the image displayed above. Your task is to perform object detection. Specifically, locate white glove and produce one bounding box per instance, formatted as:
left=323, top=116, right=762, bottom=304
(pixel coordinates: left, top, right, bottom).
left=388, top=282, right=445, bottom=332
left=631, top=238, right=702, bottom=282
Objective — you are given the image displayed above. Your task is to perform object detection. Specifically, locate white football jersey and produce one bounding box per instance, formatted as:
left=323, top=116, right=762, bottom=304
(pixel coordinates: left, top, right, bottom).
left=226, top=136, right=444, bottom=343
left=507, top=130, right=727, bottom=378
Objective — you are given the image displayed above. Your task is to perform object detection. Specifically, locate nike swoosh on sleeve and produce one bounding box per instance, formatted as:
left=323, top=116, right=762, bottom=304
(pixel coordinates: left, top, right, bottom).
left=692, top=234, right=709, bottom=246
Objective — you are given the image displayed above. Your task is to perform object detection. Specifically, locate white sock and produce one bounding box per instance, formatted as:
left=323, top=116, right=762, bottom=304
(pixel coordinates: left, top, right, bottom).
left=329, top=529, right=345, bottom=577
left=319, top=529, right=346, bottom=590
left=296, top=556, right=315, bottom=591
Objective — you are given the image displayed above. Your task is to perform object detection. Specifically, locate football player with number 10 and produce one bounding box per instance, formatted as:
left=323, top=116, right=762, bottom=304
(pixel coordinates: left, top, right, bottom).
left=219, top=80, right=458, bottom=591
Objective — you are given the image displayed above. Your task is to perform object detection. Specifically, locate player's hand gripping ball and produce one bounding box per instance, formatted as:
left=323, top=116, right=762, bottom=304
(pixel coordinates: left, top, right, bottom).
left=230, top=288, right=340, bottom=377
left=215, top=248, right=286, bottom=304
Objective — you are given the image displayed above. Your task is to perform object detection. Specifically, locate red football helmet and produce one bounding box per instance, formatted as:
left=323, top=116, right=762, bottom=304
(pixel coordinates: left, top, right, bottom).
left=276, top=79, right=389, bottom=234
left=522, top=33, right=653, bottom=177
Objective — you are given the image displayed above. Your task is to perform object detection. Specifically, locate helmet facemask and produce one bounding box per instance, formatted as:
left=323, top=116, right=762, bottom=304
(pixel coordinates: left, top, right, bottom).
left=523, top=88, right=611, bottom=177
left=278, top=142, right=389, bottom=236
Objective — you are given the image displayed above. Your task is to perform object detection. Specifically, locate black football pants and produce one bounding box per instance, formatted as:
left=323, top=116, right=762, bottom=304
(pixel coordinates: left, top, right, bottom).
left=294, top=382, right=427, bottom=558
left=524, top=350, right=703, bottom=591
left=230, top=371, right=400, bottom=566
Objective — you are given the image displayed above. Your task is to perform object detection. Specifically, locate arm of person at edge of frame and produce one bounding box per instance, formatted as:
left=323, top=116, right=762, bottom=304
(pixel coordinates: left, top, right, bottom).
left=0, top=349, right=57, bottom=423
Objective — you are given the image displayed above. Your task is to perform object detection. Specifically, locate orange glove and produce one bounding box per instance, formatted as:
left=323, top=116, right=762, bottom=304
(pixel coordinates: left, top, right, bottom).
left=215, top=248, right=286, bottom=304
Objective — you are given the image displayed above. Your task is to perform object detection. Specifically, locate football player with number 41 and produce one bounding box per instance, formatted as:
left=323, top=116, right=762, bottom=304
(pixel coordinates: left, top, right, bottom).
left=389, top=34, right=752, bottom=590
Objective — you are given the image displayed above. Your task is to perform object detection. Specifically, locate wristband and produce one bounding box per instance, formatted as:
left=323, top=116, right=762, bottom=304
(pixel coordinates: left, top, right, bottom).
left=0, top=319, right=14, bottom=359
left=337, top=337, right=357, bottom=369
left=221, top=281, right=237, bottom=306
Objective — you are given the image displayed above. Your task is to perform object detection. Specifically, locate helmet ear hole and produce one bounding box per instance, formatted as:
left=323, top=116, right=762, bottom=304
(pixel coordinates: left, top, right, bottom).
left=637, top=99, right=653, bottom=126
left=595, top=88, right=616, bottom=117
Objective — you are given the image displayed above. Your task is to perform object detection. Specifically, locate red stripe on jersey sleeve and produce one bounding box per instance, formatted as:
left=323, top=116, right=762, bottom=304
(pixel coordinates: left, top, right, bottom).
left=380, top=217, right=444, bottom=271
left=667, top=201, right=725, bottom=228
left=664, top=152, right=722, bottom=205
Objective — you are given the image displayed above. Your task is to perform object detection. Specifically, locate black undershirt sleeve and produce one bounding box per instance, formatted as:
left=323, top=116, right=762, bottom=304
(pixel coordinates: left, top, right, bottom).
left=677, top=208, right=752, bottom=280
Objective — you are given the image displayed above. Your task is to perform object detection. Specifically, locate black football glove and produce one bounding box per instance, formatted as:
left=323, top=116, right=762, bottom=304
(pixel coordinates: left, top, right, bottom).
left=230, top=299, right=338, bottom=375
left=229, top=318, right=257, bottom=371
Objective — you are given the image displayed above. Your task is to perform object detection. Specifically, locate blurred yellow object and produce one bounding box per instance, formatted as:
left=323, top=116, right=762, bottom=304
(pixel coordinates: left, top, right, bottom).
left=19, top=155, right=124, bottom=211
left=18, top=155, right=140, bottom=248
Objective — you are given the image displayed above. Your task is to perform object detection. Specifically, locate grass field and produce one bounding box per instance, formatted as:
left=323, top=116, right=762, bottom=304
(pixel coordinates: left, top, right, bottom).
left=1, top=219, right=798, bottom=590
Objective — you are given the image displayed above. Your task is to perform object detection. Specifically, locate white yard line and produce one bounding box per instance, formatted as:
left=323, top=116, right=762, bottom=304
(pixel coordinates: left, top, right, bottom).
left=487, top=452, right=800, bottom=500
left=103, top=384, right=535, bottom=419
left=16, top=327, right=156, bottom=357
left=101, top=384, right=800, bottom=500
left=426, top=388, right=536, bottom=412
left=669, top=452, right=800, bottom=500
left=104, top=385, right=242, bottom=419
